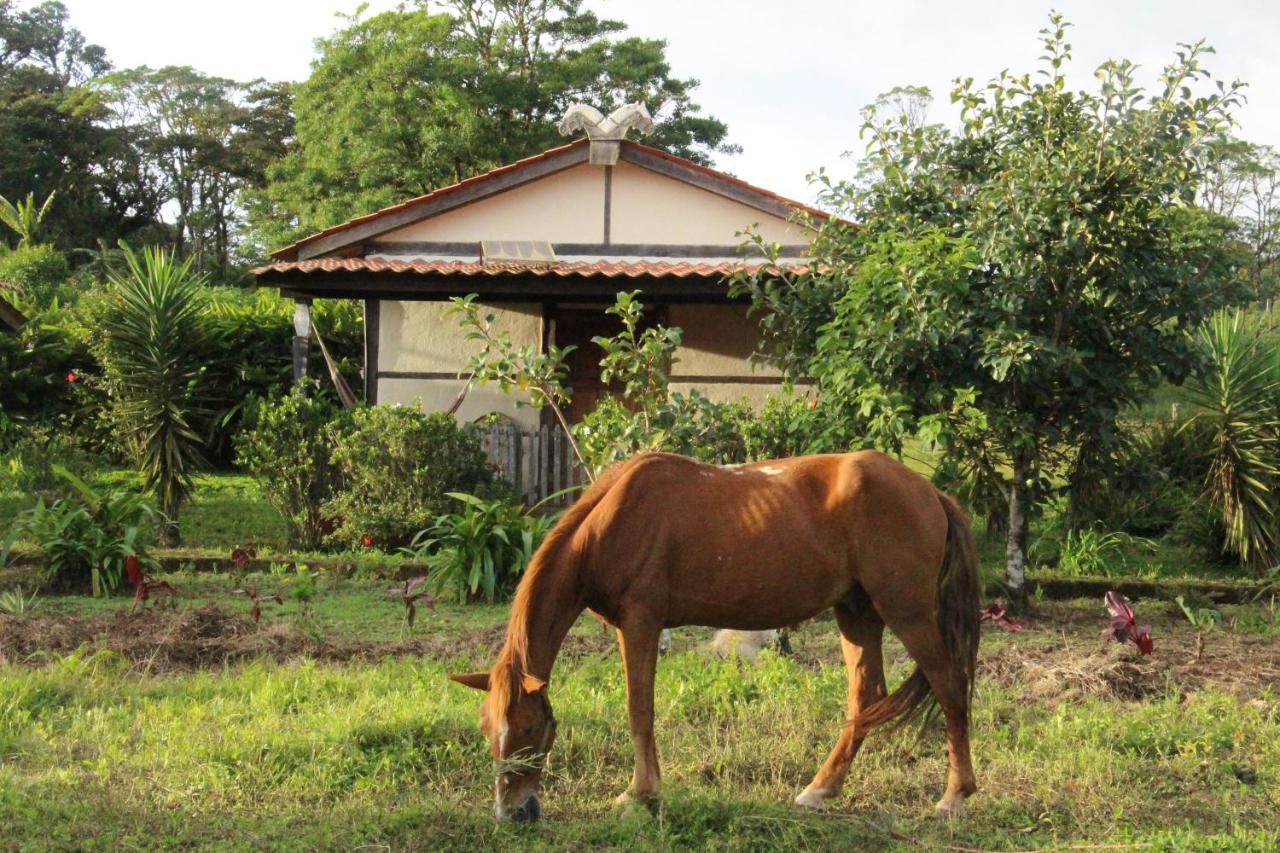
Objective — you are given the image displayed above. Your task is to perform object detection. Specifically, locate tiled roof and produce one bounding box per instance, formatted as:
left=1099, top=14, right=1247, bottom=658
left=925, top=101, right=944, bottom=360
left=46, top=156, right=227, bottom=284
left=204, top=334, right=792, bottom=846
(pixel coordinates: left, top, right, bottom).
left=252, top=257, right=803, bottom=279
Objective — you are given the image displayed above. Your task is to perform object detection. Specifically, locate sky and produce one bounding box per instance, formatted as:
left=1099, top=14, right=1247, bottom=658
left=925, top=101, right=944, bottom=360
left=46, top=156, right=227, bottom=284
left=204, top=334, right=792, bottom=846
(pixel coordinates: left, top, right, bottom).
left=57, top=0, right=1280, bottom=205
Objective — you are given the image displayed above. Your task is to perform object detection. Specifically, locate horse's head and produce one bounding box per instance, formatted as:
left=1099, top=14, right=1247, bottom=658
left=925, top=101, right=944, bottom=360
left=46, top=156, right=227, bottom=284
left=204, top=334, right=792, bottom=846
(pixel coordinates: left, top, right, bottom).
left=450, top=668, right=557, bottom=821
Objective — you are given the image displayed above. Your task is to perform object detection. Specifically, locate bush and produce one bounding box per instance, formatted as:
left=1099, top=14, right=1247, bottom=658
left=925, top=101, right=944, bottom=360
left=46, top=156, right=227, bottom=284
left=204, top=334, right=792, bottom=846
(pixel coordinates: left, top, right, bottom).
left=3, top=466, right=159, bottom=596
left=0, top=308, right=93, bottom=443
left=236, top=389, right=351, bottom=551
left=740, top=392, right=830, bottom=460
left=409, top=492, right=559, bottom=603
left=0, top=244, right=71, bottom=310
left=0, top=427, right=97, bottom=501
left=324, top=404, right=502, bottom=551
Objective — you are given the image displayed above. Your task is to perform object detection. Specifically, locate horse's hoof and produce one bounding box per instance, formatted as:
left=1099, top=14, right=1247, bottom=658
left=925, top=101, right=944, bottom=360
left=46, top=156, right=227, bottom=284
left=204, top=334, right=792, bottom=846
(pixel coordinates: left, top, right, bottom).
left=933, top=796, right=968, bottom=819
left=616, top=790, right=658, bottom=811
left=793, top=787, right=830, bottom=811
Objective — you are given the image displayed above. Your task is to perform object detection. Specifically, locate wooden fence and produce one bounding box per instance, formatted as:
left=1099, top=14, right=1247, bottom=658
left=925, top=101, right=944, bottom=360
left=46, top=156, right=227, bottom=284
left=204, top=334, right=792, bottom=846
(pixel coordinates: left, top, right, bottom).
left=479, top=419, right=586, bottom=505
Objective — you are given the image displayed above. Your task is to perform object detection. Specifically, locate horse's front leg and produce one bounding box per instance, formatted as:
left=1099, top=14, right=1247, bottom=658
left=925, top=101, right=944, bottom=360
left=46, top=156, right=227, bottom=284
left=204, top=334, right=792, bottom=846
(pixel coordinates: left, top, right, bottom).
left=615, top=621, right=662, bottom=804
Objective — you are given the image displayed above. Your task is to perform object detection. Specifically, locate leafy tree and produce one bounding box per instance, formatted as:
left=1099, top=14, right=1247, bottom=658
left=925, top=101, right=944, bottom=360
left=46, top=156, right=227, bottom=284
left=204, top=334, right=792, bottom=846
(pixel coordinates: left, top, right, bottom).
left=1199, top=136, right=1280, bottom=298
left=99, top=67, right=293, bottom=275
left=0, top=1, right=159, bottom=250
left=97, top=244, right=212, bottom=545
left=734, top=15, right=1248, bottom=596
left=249, top=0, right=736, bottom=249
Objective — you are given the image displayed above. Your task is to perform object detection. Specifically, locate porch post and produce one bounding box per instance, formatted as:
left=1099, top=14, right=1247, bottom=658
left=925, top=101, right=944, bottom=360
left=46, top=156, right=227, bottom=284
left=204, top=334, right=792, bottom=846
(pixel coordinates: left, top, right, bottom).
left=363, top=298, right=380, bottom=404
left=292, top=298, right=312, bottom=383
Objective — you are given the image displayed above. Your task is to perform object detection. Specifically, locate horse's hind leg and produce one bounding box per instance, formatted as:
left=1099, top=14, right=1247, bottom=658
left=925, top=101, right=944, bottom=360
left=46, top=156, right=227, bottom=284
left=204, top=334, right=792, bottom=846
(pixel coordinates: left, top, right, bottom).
left=794, top=603, right=886, bottom=810
left=884, top=617, right=977, bottom=816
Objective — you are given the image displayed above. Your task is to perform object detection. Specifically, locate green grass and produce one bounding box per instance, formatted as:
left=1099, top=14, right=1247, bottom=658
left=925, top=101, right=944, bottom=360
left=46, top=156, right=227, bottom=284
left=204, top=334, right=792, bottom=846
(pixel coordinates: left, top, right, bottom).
left=2, top=581, right=1279, bottom=851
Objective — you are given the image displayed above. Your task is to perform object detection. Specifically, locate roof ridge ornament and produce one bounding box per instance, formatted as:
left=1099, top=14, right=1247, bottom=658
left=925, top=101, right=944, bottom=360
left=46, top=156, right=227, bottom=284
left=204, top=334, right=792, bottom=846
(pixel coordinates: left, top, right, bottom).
left=557, top=102, right=654, bottom=165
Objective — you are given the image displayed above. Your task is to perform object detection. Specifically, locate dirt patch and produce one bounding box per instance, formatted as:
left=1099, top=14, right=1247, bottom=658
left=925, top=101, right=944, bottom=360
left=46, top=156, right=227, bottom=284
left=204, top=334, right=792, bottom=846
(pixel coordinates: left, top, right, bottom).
left=0, top=604, right=619, bottom=673
left=979, top=628, right=1280, bottom=702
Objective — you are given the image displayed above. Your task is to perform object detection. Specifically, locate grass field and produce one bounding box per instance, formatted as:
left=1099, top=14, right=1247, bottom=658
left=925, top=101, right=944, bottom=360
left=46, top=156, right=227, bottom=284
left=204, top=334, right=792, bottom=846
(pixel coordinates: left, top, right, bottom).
left=2, top=572, right=1278, bottom=852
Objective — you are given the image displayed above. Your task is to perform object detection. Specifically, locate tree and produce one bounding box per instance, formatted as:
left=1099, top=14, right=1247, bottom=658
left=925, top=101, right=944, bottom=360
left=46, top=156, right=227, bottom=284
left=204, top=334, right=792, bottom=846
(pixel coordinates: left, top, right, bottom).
left=249, top=0, right=737, bottom=250
left=734, top=14, right=1248, bottom=597
left=100, top=67, right=293, bottom=275
left=0, top=1, right=159, bottom=250
left=1199, top=137, right=1280, bottom=298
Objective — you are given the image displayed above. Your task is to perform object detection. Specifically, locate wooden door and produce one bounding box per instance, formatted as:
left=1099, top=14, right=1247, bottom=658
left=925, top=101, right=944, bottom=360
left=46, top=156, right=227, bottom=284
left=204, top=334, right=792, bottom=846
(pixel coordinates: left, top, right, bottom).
left=550, top=306, right=664, bottom=423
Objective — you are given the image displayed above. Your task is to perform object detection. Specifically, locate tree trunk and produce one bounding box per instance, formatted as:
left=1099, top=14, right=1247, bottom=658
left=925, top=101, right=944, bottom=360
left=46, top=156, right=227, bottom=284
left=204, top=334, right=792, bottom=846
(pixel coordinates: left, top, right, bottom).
left=1004, top=448, right=1033, bottom=604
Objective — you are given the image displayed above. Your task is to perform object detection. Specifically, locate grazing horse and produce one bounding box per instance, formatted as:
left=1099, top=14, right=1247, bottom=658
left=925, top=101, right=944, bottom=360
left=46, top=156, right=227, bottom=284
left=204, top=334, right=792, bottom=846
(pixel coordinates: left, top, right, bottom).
left=450, top=450, right=980, bottom=820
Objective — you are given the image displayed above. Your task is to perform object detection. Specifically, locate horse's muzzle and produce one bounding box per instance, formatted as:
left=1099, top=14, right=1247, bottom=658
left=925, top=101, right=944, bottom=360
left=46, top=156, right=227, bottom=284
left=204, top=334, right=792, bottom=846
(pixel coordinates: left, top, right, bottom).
left=509, top=795, right=541, bottom=822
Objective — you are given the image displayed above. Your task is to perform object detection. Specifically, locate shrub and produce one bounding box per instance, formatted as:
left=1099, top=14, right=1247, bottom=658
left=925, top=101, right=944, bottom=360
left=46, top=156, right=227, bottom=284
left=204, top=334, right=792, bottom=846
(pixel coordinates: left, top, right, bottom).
left=0, top=308, right=92, bottom=443
left=0, top=427, right=97, bottom=501
left=0, top=244, right=71, bottom=310
left=236, top=389, right=350, bottom=551
left=324, top=404, right=502, bottom=550
left=3, top=466, right=160, bottom=596
left=409, top=492, right=560, bottom=603
left=740, top=392, right=829, bottom=460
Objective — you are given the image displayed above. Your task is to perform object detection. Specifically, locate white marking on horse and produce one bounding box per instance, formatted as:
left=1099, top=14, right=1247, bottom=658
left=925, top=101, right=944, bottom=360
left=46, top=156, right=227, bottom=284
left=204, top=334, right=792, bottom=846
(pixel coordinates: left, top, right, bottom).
left=498, top=718, right=509, bottom=754
left=759, top=466, right=784, bottom=476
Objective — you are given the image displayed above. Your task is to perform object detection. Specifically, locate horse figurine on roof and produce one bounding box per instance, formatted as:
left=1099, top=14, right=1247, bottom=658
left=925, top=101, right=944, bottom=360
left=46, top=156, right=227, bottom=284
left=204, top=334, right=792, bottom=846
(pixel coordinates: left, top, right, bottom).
left=450, top=450, right=981, bottom=820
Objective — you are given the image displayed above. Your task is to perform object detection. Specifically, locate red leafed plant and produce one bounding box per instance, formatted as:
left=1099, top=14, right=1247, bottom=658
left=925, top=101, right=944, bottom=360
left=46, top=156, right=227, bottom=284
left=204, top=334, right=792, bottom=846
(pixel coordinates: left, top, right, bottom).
left=233, top=587, right=284, bottom=623
left=980, top=599, right=1023, bottom=632
left=230, top=545, right=257, bottom=570
left=387, top=576, right=435, bottom=634
left=125, top=555, right=176, bottom=611
left=1101, top=591, right=1153, bottom=655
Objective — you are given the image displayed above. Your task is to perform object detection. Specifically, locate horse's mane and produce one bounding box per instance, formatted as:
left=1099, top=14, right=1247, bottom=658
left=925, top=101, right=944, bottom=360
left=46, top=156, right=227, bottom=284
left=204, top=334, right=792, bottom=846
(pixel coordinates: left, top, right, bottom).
left=482, top=459, right=633, bottom=727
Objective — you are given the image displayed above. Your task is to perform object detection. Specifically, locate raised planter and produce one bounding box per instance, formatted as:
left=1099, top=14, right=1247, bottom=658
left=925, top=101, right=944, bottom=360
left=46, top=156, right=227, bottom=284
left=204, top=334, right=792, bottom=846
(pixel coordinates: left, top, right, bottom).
left=1024, top=574, right=1270, bottom=605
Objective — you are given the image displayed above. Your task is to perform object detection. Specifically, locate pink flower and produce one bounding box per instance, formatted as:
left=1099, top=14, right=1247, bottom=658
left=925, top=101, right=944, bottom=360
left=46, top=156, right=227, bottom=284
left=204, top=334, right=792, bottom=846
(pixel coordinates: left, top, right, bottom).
left=362, top=535, right=373, bottom=547
left=66, top=371, right=77, bottom=383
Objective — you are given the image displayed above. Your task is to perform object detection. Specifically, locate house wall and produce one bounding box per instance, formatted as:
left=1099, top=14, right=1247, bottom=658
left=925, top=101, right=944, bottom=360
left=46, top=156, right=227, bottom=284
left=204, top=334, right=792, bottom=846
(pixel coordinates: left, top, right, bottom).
left=667, top=303, right=785, bottom=407
left=608, top=161, right=805, bottom=245
left=376, top=300, right=544, bottom=429
left=378, top=164, right=606, bottom=243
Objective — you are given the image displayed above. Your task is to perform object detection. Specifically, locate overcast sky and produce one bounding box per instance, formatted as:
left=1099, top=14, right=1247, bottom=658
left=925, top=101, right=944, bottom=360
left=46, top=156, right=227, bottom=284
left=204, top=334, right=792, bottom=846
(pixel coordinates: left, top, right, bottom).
left=58, top=0, right=1280, bottom=204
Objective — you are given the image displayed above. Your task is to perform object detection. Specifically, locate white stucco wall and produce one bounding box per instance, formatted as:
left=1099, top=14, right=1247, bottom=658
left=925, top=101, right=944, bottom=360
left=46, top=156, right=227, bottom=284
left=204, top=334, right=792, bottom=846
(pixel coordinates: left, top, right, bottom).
left=378, top=164, right=606, bottom=243
left=377, top=300, right=543, bottom=428
left=609, top=161, right=806, bottom=245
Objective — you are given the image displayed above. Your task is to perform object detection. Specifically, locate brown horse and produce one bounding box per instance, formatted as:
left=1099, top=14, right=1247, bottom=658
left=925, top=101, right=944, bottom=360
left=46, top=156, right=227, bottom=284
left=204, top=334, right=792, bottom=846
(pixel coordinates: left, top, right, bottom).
left=450, top=450, right=980, bottom=820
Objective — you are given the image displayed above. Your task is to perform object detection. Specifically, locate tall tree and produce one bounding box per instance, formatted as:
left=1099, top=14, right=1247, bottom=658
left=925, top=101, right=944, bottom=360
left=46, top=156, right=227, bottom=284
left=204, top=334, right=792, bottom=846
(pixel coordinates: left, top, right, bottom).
left=0, top=1, right=158, bottom=250
left=734, top=15, right=1249, bottom=597
left=99, top=67, right=293, bottom=275
left=249, top=0, right=737, bottom=251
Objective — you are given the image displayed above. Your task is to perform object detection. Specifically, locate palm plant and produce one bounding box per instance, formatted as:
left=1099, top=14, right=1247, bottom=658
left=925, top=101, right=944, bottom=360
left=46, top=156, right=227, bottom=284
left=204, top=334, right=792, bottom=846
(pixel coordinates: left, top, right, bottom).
left=0, top=191, right=56, bottom=248
left=101, top=245, right=213, bottom=546
left=1185, top=309, right=1280, bottom=571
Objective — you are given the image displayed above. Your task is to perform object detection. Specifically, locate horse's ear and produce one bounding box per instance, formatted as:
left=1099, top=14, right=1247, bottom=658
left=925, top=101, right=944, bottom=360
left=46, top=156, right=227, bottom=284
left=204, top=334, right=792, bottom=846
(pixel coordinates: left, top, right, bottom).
left=521, top=673, right=547, bottom=694
left=449, top=672, right=490, bottom=691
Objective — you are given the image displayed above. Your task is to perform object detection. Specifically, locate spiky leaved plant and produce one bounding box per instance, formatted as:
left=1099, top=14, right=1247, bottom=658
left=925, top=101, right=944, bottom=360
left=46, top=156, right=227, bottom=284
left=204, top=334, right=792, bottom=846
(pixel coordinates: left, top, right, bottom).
left=100, top=244, right=213, bottom=546
left=0, top=191, right=55, bottom=248
left=1185, top=309, right=1280, bottom=572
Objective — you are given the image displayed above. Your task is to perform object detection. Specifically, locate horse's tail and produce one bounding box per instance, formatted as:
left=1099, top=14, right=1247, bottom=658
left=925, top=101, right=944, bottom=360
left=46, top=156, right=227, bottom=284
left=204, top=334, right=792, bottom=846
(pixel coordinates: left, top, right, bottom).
left=852, top=491, right=980, bottom=735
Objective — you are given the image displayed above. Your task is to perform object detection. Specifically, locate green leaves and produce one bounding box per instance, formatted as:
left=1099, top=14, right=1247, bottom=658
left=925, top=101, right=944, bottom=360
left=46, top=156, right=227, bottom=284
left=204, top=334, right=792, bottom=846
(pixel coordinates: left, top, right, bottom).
left=98, top=244, right=212, bottom=539
left=409, top=492, right=559, bottom=604
left=737, top=13, right=1249, bottom=590
left=1185, top=309, right=1280, bottom=571
left=0, top=191, right=55, bottom=248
